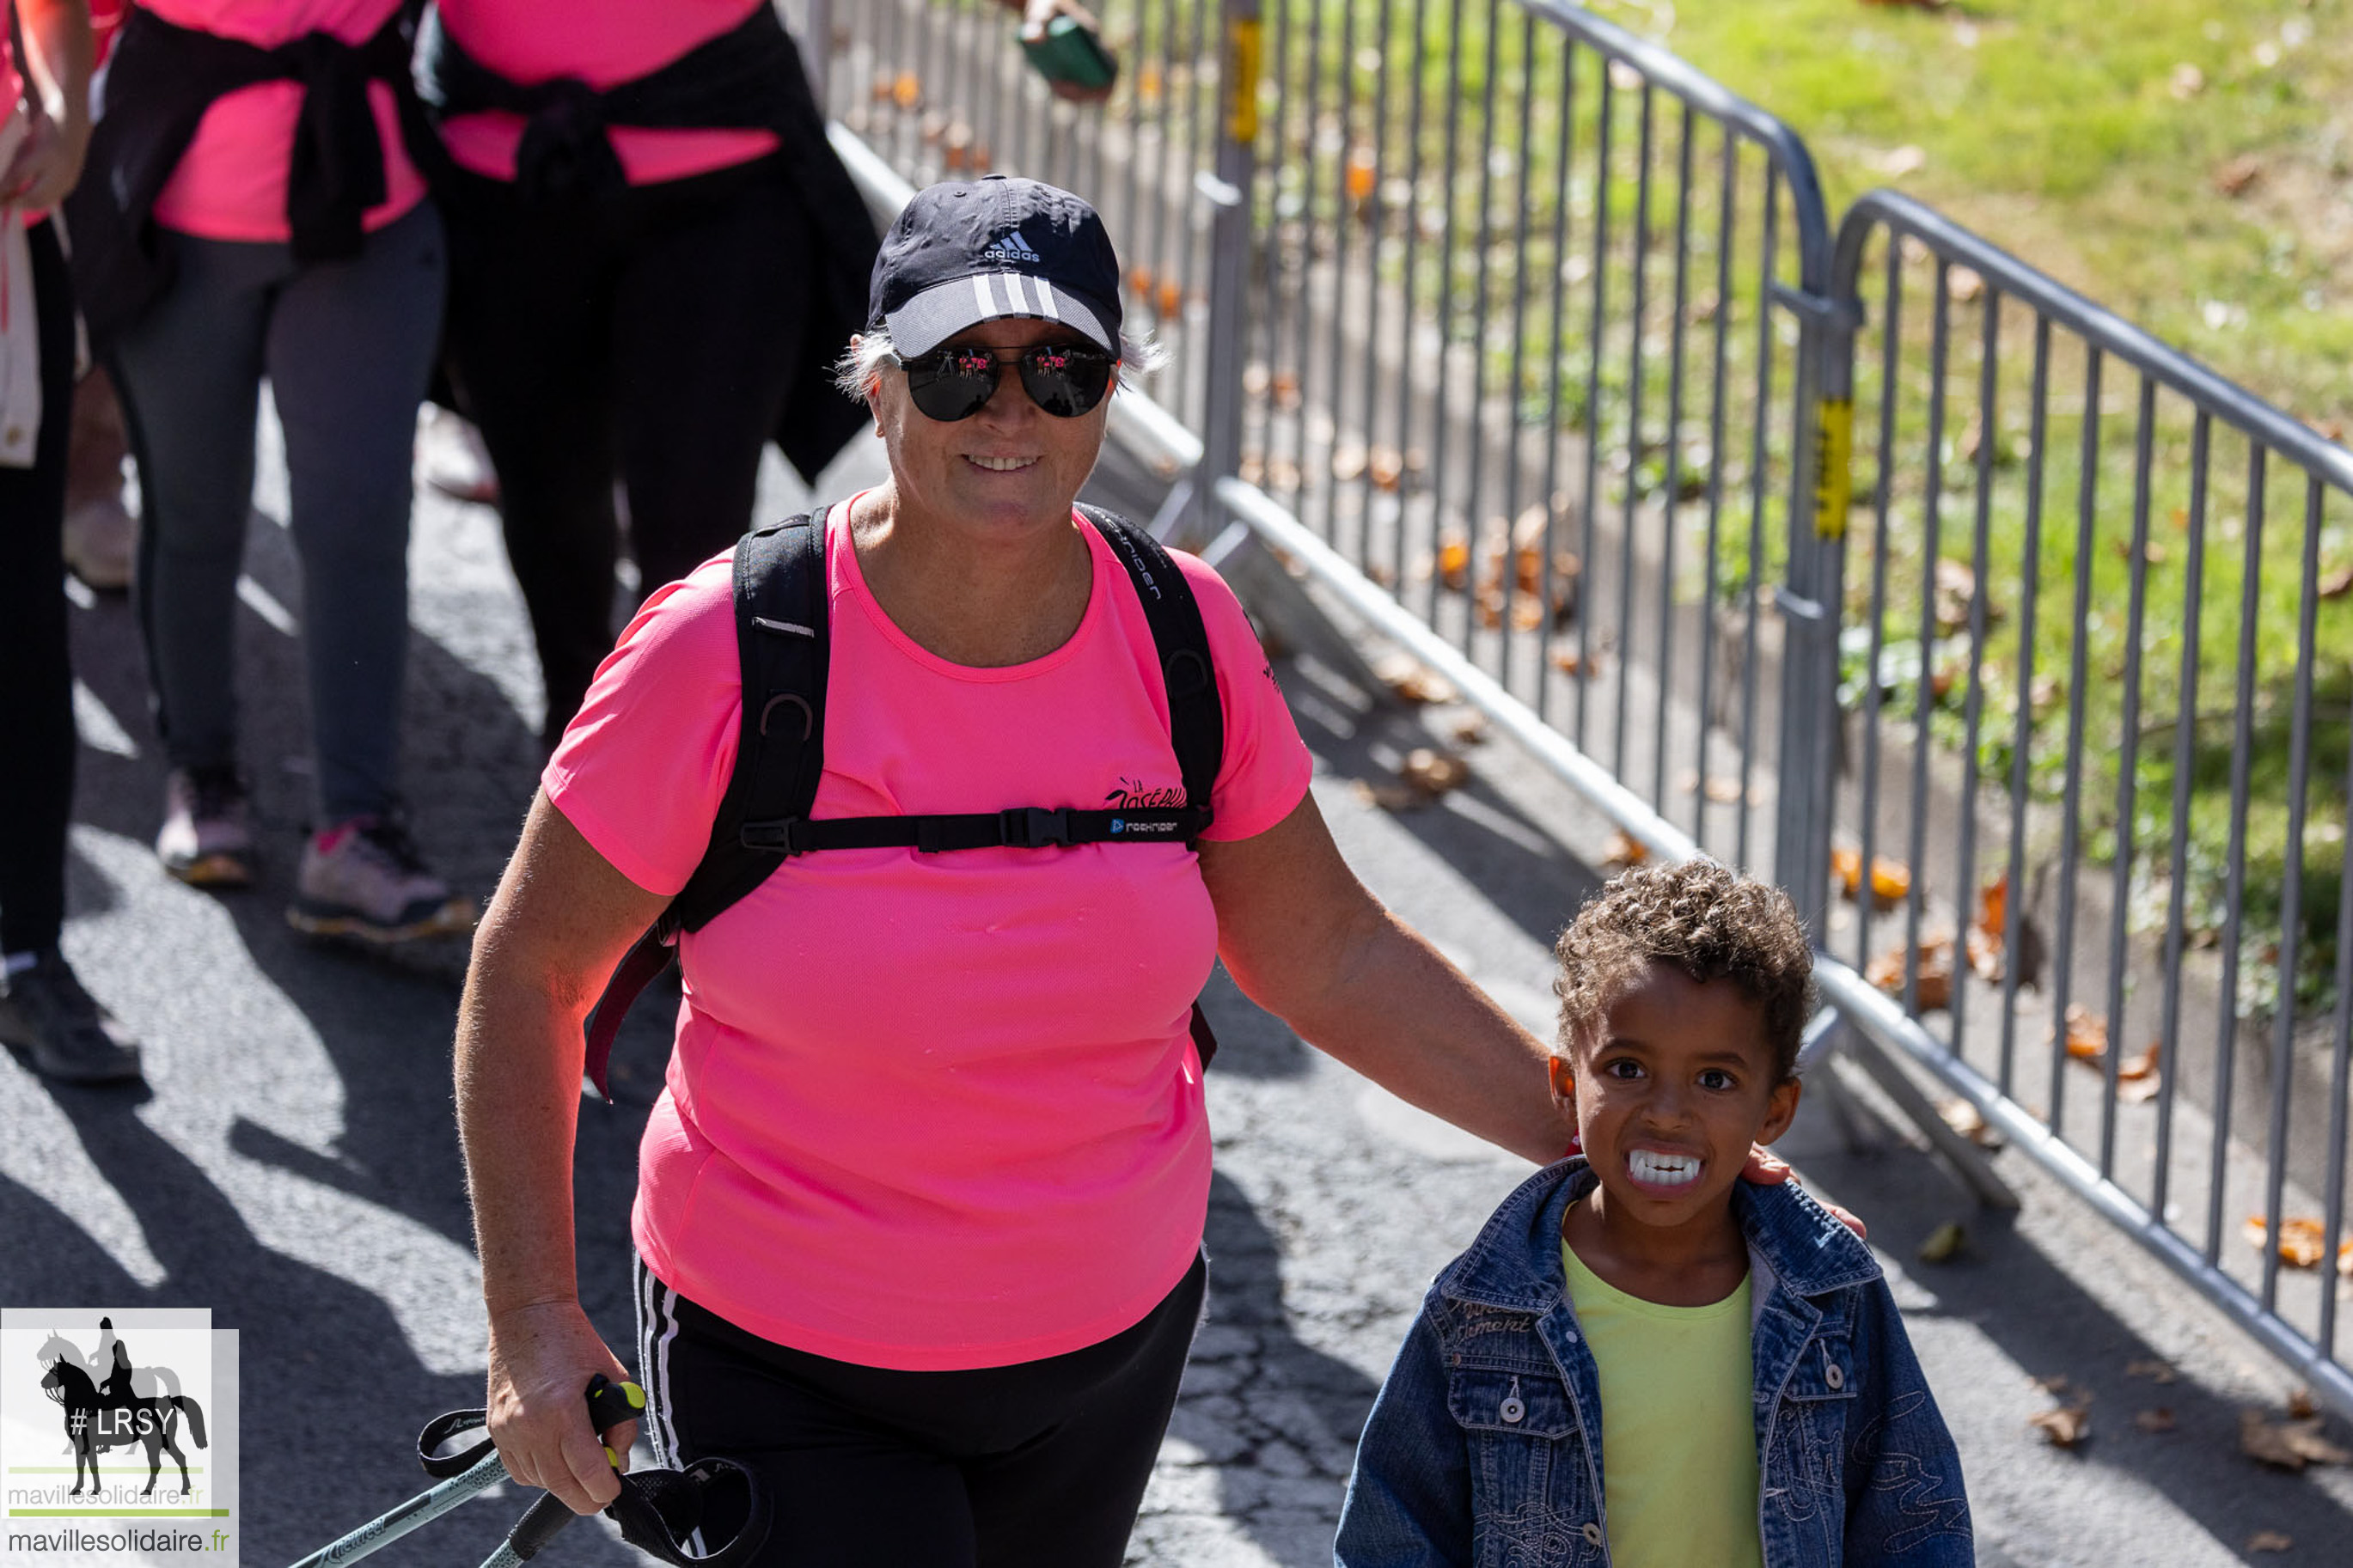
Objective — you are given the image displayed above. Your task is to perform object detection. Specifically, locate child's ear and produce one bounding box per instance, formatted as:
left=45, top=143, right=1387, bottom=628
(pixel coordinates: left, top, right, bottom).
left=1546, top=1055, right=1576, bottom=1109
left=1757, top=1074, right=1803, bottom=1146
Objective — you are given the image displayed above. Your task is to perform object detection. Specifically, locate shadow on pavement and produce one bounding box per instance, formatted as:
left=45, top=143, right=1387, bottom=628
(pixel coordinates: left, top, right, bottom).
left=11, top=1088, right=646, bottom=1566
left=1797, top=1090, right=2353, bottom=1562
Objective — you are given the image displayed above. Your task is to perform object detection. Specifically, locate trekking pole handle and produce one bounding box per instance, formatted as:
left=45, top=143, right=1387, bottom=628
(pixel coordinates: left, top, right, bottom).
left=484, top=1376, right=649, bottom=1565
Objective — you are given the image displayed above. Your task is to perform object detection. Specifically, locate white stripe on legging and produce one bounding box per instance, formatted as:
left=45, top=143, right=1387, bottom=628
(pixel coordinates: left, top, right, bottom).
left=633, top=1256, right=681, bottom=1469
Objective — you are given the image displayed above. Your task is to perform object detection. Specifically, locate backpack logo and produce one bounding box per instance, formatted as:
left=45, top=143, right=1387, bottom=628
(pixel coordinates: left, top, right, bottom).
left=982, top=229, right=1043, bottom=266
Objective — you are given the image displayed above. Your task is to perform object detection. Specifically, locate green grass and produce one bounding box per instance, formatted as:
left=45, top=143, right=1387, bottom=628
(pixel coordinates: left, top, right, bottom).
left=1590, top=0, right=2353, bottom=432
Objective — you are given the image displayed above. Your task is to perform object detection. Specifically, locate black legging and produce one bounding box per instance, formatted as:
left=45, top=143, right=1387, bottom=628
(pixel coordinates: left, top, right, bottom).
left=634, top=1252, right=1205, bottom=1568
left=441, top=154, right=813, bottom=744
left=0, top=221, right=84, bottom=957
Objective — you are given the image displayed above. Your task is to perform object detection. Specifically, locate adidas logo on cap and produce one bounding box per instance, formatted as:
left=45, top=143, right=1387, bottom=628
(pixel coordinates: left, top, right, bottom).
left=981, top=229, right=1043, bottom=265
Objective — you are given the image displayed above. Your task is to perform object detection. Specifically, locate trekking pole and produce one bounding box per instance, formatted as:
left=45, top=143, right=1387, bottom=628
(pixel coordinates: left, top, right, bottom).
left=469, top=1379, right=647, bottom=1568
left=286, top=1377, right=644, bottom=1568
left=284, top=1443, right=505, bottom=1568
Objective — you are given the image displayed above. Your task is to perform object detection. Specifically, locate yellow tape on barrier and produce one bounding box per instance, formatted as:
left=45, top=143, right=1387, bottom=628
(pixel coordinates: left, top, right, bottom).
left=1225, top=19, right=1262, bottom=146
left=1813, top=396, right=1853, bottom=540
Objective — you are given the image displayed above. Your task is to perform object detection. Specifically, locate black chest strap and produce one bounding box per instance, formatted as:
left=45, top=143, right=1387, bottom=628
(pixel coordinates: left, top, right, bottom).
left=582, top=504, right=1225, bottom=1100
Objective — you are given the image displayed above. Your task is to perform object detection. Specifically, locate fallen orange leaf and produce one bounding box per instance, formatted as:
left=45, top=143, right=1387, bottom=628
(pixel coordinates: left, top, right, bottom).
left=1979, top=871, right=2009, bottom=941
left=1400, top=747, right=1469, bottom=800
left=1603, top=831, right=1647, bottom=869
left=1372, top=653, right=1455, bottom=706
left=1831, top=846, right=1911, bottom=907
left=1867, top=937, right=1954, bottom=1012
left=2240, top=1407, right=2351, bottom=1469
left=2246, top=1529, right=2293, bottom=1553
left=2029, top=1404, right=2091, bottom=1448
left=2051, top=1004, right=2107, bottom=1064
left=1438, top=538, right=1471, bottom=592
left=2244, top=1216, right=2331, bottom=1270
left=2133, top=1407, right=2176, bottom=1434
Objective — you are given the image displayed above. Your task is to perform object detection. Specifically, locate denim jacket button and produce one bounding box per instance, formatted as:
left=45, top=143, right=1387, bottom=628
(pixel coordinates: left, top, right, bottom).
left=1581, top=1522, right=1604, bottom=1547
left=1826, top=1361, right=1845, bottom=1390
left=1500, top=1396, right=1525, bottom=1424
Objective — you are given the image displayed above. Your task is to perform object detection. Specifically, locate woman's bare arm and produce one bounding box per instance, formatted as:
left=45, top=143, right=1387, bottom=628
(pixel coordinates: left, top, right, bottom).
left=455, top=790, right=669, bottom=1513
left=1198, top=791, right=1567, bottom=1164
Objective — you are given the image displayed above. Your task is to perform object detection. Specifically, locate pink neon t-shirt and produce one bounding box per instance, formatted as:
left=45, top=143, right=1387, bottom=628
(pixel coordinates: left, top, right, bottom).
left=432, top=0, right=780, bottom=187
left=545, top=503, right=1314, bottom=1370
left=142, top=0, right=429, bottom=244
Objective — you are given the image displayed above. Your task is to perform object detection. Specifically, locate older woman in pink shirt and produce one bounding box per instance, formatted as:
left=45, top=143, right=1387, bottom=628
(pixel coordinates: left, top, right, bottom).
left=455, top=177, right=1569, bottom=1568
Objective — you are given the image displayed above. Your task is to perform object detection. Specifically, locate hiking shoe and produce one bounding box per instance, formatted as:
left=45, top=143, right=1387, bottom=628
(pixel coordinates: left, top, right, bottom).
left=0, top=951, right=144, bottom=1085
left=289, top=815, right=478, bottom=943
left=156, top=766, right=255, bottom=887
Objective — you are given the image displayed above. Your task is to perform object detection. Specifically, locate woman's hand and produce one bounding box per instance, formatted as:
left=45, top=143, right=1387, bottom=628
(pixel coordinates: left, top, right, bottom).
left=1, top=101, right=88, bottom=210
left=1741, top=1144, right=1867, bottom=1240
left=5, top=0, right=93, bottom=211
left=1006, top=0, right=1117, bottom=104
left=485, top=1300, right=639, bottom=1515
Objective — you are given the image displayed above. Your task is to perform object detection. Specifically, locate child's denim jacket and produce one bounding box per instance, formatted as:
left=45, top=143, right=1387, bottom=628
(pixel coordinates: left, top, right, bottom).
left=1335, top=1160, right=1971, bottom=1566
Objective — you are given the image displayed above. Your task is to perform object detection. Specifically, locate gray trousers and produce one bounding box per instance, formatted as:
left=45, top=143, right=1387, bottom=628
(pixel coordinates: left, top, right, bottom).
left=113, top=201, right=445, bottom=825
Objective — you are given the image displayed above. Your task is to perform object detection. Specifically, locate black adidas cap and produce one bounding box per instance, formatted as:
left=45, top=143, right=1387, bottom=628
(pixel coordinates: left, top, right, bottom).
left=868, top=174, right=1123, bottom=358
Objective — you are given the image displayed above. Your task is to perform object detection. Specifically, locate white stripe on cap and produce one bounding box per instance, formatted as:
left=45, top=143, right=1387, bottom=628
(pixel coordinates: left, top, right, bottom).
left=974, top=274, right=998, bottom=320
left=1005, top=272, right=1032, bottom=314
left=1033, top=280, right=1062, bottom=321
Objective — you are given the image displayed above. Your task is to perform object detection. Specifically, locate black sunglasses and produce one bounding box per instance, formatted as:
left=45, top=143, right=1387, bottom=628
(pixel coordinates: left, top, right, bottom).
left=895, top=341, right=1116, bottom=422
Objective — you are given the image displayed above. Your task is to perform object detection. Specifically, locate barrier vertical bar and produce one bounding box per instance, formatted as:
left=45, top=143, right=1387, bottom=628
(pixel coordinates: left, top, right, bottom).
left=1995, top=316, right=2050, bottom=1096
left=1853, top=235, right=1903, bottom=972
left=1195, top=0, right=1262, bottom=546
left=2046, top=341, right=2100, bottom=1134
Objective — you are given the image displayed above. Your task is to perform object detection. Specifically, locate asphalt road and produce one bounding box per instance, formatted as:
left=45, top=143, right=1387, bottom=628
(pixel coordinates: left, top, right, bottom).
left=6, top=413, right=2353, bottom=1566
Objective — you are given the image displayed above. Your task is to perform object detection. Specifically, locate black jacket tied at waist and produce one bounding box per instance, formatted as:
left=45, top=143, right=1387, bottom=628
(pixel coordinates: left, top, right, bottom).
left=418, top=1, right=880, bottom=485
left=419, top=1, right=807, bottom=207
left=64, top=3, right=434, bottom=343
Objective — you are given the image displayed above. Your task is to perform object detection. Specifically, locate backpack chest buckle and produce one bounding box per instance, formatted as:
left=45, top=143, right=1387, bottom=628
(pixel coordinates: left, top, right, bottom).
left=1000, top=807, right=1071, bottom=848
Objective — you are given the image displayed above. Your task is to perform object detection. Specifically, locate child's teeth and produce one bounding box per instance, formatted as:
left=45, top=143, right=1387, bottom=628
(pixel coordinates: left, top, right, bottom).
left=1629, top=1150, right=1700, bottom=1186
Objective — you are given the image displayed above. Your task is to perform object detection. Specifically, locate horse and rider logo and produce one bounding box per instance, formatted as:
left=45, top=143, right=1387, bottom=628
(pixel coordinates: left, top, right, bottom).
left=34, top=1317, right=210, bottom=1498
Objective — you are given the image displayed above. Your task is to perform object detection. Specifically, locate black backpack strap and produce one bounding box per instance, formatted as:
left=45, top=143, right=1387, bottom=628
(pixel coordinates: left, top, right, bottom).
left=1079, top=505, right=1226, bottom=1071
left=583, top=512, right=829, bottom=1101
left=1079, top=505, right=1223, bottom=823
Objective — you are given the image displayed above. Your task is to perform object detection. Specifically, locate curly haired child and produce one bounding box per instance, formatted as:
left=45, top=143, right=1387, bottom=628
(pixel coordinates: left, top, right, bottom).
left=1336, top=858, right=1971, bottom=1566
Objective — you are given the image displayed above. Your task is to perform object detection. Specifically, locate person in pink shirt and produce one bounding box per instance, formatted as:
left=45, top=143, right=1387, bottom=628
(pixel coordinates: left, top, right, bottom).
left=77, top=0, right=473, bottom=942
left=452, top=177, right=1574, bottom=1567
left=424, top=0, right=881, bottom=756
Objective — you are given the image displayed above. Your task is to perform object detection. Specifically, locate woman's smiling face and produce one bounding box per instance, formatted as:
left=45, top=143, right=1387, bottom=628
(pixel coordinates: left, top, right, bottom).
left=1550, top=961, right=1800, bottom=1231
left=865, top=316, right=1113, bottom=546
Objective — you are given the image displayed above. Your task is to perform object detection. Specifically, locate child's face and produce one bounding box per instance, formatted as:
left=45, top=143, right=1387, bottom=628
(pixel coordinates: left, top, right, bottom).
left=1549, top=962, right=1800, bottom=1230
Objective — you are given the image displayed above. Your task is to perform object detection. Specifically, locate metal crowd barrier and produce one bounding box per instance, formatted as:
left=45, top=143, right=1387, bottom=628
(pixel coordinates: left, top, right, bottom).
left=1812, top=191, right=2353, bottom=1419
left=788, top=0, right=2353, bottom=1420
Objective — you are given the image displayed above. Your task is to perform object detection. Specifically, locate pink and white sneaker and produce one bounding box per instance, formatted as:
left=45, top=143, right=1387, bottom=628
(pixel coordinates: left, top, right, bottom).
left=289, top=815, right=477, bottom=943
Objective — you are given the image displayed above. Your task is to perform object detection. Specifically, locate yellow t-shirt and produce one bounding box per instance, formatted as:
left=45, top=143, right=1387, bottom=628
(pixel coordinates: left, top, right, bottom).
left=1562, top=1238, right=1763, bottom=1568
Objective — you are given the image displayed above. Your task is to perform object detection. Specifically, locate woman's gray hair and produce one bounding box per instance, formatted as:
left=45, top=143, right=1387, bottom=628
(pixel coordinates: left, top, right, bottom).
left=834, top=324, right=1169, bottom=401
